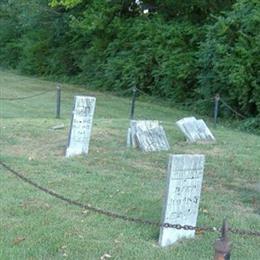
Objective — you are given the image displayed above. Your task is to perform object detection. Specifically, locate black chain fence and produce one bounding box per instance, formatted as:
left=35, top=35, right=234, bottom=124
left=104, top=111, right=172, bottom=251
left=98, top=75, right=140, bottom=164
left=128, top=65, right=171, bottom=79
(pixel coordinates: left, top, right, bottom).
left=130, top=87, right=248, bottom=121
left=0, top=90, right=53, bottom=100
left=1, top=160, right=259, bottom=237
left=0, top=84, right=249, bottom=121
left=220, top=98, right=246, bottom=119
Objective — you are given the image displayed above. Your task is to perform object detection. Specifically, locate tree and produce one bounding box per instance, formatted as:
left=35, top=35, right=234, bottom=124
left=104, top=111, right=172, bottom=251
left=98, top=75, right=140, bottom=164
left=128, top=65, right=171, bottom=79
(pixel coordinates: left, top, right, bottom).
left=198, top=0, right=260, bottom=116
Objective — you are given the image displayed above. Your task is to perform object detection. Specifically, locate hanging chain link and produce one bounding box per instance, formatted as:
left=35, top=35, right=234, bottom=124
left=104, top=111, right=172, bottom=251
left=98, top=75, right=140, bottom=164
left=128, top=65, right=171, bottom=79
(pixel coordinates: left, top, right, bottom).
left=0, top=161, right=259, bottom=236
left=0, top=90, right=53, bottom=100
left=229, top=227, right=260, bottom=237
left=220, top=98, right=246, bottom=119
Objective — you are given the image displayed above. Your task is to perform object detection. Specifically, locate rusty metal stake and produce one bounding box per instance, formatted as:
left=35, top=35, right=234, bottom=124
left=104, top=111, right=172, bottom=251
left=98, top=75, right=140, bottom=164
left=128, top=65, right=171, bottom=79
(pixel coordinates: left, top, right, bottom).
left=214, top=219, right=232, bottom=260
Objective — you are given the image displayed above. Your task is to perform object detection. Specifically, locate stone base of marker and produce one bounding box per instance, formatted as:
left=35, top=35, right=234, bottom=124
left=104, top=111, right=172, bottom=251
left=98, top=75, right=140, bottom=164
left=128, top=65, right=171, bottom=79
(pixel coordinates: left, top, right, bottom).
left=127, top=120, right=170, bottom=152
left=66, top=96, right=96, bottom=157
left=159, top=154, right=205, bottom=247
left=176, top=117, right=215, bottom=143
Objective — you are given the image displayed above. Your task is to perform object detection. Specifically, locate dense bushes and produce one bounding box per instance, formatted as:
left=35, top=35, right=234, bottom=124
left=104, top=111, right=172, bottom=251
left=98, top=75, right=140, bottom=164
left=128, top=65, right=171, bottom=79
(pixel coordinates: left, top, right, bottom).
left=198, top=0, right=260, bottom=116
left=0, top=1, right=22, bottom=67
left=0, top=0, right=259, bottom=118
left=76, top=17, right=200, bottom=103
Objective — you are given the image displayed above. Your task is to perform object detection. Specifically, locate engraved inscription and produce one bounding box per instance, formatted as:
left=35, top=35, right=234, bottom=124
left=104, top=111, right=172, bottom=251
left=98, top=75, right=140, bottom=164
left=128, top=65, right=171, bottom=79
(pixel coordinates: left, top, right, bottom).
left=128, top=120, right=170, bottom=152
left=159, top=154, right=205, bottom=247
left=176, top=117, right=215, bottom=143
left=66, top=96, right=96, bottom=157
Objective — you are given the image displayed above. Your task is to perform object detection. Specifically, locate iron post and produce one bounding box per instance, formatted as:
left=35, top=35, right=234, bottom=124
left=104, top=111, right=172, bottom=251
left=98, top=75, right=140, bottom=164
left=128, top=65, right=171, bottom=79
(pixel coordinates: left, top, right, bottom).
left=130, top=86, right=137, bottom=120
left=56, top=84, right=61, bottom=118
left=214, top=94, right=220, bottom=128
left=214, top=219, right=232, bottom=260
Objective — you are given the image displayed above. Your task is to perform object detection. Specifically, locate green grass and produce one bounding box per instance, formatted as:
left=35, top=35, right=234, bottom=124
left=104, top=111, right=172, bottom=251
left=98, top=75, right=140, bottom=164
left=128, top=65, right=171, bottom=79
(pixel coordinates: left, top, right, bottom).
left=0, top=70, right=259, bottom=259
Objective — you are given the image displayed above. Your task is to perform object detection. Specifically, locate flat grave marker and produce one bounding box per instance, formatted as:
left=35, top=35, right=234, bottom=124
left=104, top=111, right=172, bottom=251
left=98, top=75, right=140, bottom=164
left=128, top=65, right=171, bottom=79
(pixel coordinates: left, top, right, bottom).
left=66, top=96, right=96, bottom=157
left=127, top=120, right=170, bottom=152
left=176, top=117, right=215, bottom=143
left=159, top=154, right=205, bottom=247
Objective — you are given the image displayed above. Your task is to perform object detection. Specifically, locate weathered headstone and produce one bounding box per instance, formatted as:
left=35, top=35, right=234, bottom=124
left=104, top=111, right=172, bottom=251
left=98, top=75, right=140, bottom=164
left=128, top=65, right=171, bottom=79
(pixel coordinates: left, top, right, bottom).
left=159, top=154, right=205, bottom=247
left=127, top=120, right=170, bottom=152
left=176, top=117, right=215, bottom=143
left=65, top=96, right=96, bottom=157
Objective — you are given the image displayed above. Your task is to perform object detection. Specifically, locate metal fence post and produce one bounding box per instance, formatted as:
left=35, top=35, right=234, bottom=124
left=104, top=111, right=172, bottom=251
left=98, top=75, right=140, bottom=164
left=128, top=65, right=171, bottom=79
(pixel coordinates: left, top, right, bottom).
left=56, top=84, right=61, bottom=118
left=130, top=86, right=137, bottom=120
left=214, top=94, right=220, bottom=128
left=214, top=219, right=232, bottom=260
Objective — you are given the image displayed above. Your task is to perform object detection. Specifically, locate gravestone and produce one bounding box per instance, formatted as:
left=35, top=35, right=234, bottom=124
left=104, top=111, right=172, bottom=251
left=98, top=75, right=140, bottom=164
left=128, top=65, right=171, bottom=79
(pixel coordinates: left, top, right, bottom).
left=159, top=154, right=205, bottom=247
left=176, top=117, right=215, bottom=143
left=127, top=120, right=170, bottom=152
left=65, top=96, right=96, bottom=157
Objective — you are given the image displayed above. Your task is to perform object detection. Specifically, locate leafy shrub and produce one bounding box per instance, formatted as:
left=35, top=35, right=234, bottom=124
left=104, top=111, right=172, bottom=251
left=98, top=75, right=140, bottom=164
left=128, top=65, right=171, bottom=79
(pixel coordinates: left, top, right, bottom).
left=239, top=117, right=260, bottom=134
left=0, top=1, right=22, bottom=67
left=198, top=0, right=260, bottom=116
left=0, top=0, right=259, bottom=121
left=74, top=15, right=200, bottom=102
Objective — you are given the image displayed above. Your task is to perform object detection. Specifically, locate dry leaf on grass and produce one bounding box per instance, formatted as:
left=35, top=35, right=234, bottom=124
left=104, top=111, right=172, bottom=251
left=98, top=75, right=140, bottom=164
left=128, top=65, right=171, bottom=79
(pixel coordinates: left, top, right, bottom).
left=202, top=209, right=209, bottom=214
left=12, top=237, right=25, bottom=245
left=195, top=229, right=205, bottom=235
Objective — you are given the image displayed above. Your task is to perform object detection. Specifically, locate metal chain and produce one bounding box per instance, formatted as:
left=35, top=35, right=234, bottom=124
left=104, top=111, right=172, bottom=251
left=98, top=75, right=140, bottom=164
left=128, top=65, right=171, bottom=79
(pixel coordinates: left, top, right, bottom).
left=229, top=227, right=260, bottom=237
left=0, top=90, right=53, bottom=101
left=0, top=161, right=159, bottom=226
left=0, top=161, right=259, bottom=236
left=220, top=98, right=246, bottom=119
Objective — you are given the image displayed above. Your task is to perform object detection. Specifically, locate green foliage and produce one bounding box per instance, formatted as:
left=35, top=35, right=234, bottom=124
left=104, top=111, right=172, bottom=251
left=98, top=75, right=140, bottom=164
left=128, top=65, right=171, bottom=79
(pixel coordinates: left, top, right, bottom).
left=155, top=0, right=235, bottom=21
left=49, top=0, right=235, bottom=21
left=79, top=17, right=200, bottom=103
left=0, top=0, right=76, bottom=75
left=1, top=0, right=259, bottom=119
left=0, top=1, right=23, bottom=67
left=50, top=0, right=82, bottom=8
left=239, top=118, right=260, bottom=135
left=1, top=70, right=260, bottom=259
left=198, top=0, right=260, bottom=116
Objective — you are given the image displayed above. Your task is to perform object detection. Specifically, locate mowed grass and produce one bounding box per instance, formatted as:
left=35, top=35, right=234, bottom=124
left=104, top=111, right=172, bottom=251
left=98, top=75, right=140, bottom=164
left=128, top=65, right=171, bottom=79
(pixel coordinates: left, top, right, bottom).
left=0, top=70, right=259, bottom=260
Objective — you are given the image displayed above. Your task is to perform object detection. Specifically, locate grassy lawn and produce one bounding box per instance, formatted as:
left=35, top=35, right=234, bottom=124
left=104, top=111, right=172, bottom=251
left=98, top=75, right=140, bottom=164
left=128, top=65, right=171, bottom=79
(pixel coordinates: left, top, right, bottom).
left=0, top=70, right=259, bottom=259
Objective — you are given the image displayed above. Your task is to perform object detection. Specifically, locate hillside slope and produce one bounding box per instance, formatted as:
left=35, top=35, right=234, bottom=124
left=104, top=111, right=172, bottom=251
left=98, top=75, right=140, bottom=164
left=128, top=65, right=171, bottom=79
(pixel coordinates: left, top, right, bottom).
left=0, top=70, right=259, bottom=259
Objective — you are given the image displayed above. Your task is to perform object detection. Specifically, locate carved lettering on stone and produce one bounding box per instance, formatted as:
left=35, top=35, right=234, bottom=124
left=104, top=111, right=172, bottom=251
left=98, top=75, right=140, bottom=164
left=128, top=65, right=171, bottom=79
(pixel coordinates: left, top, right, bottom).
left=176, top=117, right=215, bottom=143
left=127, top=120, right=170, bottom=152
left=66, top=96, right=96, bottom=157
left=159, top=154, right=205, bottom=247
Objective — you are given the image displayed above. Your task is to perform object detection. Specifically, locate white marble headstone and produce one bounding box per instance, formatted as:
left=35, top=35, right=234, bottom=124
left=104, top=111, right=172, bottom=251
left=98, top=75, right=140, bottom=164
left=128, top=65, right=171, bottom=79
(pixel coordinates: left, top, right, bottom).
left=176, top=117, right=215, bottom=143
left=159, top=154, right=205, bottom=247
left=66, top=96, right=96, bottom=157
left=127, top=120, right=170, bottom=152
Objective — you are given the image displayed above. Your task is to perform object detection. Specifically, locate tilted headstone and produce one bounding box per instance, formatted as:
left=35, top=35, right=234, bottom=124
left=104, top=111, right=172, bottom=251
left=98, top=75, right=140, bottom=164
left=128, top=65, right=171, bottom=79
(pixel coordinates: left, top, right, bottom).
left=176, top=117, right=215, bottom=143
left=127, top=120, right=170, bottom=152
left=159, top=154, right=205, bottom=247
left=66, top=96, right=96, bottom=157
